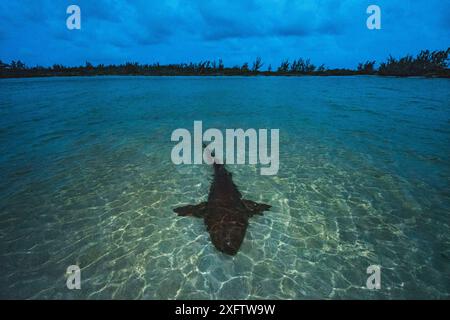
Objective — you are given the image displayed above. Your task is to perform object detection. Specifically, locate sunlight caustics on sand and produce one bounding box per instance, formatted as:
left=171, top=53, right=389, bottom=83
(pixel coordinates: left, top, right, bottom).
left=0, top=76, right=449, bottom=299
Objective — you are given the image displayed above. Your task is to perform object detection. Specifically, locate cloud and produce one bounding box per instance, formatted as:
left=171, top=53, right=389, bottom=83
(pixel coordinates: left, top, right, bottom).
left=0, top=0, right=448, bottom=68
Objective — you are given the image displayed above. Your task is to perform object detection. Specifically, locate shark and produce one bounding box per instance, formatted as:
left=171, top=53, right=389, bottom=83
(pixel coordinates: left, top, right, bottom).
left=174, top=148, right=271, bottom=256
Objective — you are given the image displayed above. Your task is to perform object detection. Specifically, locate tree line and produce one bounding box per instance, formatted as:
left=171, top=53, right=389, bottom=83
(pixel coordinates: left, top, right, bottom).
left=1, top=48, right=449, bottom=78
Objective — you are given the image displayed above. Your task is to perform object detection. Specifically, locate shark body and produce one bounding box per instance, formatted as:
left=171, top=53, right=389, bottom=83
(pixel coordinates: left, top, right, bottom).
left=174, top=162, right=271, bottom=255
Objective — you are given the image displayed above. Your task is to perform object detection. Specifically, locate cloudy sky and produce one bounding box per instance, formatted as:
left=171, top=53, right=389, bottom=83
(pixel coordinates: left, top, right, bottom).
left=0, top=0, right=448, bottom=69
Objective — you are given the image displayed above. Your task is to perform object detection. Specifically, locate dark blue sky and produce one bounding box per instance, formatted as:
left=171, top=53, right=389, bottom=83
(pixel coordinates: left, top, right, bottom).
left=0, top=0, right=448, bottom=69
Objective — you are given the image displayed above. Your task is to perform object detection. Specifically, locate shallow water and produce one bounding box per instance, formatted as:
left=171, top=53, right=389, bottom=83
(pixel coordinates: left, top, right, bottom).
left=0, top=76, right=449, bottom=299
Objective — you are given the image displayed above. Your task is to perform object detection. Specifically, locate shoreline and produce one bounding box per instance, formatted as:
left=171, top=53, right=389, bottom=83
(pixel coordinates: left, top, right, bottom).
left=1, top=73, right=449, bottom=80
left=2, top=48, right=449, bottom=79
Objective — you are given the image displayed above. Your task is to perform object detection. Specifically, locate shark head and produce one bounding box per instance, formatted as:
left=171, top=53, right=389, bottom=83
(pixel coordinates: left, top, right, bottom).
left=210, top=220, right=246, bottom=256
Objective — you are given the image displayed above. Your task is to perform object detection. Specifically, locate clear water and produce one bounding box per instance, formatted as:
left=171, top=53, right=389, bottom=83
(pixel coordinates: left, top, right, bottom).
left=0, top=76, right=449, bottom=299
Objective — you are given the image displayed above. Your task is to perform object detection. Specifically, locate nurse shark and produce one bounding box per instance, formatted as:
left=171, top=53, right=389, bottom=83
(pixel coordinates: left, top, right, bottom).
left=174, top=149, right=271, bottom=255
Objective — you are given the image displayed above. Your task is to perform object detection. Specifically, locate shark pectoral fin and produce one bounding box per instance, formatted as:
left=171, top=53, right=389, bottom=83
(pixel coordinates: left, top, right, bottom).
left=242, top=199, right=271, bottom=217
left=174, top=202, right=208, bottom=218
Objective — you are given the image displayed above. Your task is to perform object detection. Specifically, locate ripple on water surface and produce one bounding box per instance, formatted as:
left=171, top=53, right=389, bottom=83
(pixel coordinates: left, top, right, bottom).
left=0, top=76, right=449, bottom=299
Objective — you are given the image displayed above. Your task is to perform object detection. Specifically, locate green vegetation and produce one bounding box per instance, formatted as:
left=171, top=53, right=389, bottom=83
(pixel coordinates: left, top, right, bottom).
left=1, top=48, right=449, bottom=78
left=378, top=49, right=450, bottom=77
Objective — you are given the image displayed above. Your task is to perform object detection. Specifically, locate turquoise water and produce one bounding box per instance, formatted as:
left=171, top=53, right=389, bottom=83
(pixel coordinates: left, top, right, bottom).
left=0, top=76, right=449, bottom=299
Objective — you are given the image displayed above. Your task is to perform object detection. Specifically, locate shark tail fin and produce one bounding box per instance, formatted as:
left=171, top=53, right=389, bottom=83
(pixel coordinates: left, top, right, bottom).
left=242, top=199, right=271, bottom=217
left=174, top=202, right=208, bottom=218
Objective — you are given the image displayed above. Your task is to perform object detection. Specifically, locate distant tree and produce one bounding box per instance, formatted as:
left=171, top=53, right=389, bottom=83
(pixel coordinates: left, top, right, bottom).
left=278, top=59, right=290, bottom=73
left=10, top=60, right=26, bottom=70
left=85, top=61, right=95, bottom=71
left=1, top=48, right=448, bottom=78
left=52, top=64, right=65, bottom=71
left=304, top=59, right=316, bottom=73
left=218, top=59, right=224, bottom=71
left=290, top=59, right=299, bottom=72
left=378, top=48, right=449, bottom=76
left=289, top=58, right=315, bottom=73
left=0, top=60, right=9, bottom=70
left=251, top=57, right=263, bottom=72
left=357, top=60, right=376, bottom=74
left=196, top=60, right=212, bottom=74
left=124, top=62, right=139, bottom=74
left=317, top=64, right=326, bottom=72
